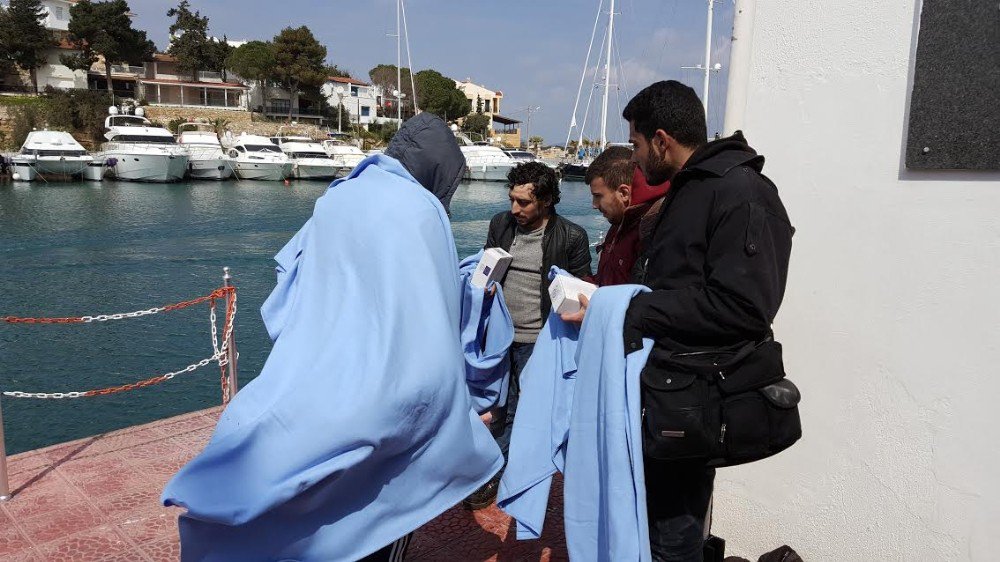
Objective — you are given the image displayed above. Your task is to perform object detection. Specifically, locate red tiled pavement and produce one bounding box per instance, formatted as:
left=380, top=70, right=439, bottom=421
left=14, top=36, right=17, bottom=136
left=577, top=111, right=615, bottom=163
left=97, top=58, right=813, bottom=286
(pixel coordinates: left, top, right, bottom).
left=0, top=406, right=569, bottom=561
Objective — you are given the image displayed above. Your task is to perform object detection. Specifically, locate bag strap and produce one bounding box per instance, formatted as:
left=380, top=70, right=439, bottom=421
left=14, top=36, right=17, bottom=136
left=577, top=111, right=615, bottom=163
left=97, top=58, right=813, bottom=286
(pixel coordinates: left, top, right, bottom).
left=657, top=336, right=773, bottom=373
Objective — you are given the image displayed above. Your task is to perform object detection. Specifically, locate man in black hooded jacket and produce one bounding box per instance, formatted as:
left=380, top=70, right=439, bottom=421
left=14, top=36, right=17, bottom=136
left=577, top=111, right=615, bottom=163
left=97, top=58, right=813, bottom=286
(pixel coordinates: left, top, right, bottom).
left=622, top=82, right=793, bottom=560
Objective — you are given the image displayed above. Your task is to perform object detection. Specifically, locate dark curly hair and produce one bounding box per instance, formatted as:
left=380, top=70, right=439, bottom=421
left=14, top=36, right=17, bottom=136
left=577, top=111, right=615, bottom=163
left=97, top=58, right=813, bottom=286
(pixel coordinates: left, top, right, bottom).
left=622, top=80, right=706, bottom=148
left=507, top=161, right=561, bottom=207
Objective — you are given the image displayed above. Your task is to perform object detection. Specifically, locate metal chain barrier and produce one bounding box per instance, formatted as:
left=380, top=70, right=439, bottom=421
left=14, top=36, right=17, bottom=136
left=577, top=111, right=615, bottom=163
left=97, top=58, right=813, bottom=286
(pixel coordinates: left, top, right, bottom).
left=0, top=286, right=236, bottom=400
left=1, top=288, right=232, bottom=325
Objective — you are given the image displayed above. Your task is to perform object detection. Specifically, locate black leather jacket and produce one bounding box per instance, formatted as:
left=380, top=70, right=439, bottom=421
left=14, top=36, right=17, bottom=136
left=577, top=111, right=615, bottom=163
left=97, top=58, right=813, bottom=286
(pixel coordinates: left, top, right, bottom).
left=485, top=211, right=592, bottom=319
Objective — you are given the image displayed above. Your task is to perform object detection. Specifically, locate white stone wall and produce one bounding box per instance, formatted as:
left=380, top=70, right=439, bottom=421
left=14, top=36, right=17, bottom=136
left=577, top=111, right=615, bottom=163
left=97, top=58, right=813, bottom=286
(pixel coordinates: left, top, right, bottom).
left=40, top=0, right=72, bottom=31
left=36, top=51, right=87, bottom=91
left=716, top=0, right=1000, bottom=559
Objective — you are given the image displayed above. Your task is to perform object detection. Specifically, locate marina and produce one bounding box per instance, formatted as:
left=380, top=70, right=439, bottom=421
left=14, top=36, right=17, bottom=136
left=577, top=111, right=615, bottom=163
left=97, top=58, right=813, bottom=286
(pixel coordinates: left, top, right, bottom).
left=0, top=177, right=606, bottom=456
left=0, top=0, right=997, bottom=558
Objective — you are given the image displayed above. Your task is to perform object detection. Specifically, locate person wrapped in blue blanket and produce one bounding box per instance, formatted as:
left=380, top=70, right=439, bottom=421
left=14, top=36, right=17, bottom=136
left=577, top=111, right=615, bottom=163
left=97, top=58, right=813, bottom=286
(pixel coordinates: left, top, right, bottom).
left=162, top=113, right=504, bottom=562
left=498, top=267, right=655, bottom=562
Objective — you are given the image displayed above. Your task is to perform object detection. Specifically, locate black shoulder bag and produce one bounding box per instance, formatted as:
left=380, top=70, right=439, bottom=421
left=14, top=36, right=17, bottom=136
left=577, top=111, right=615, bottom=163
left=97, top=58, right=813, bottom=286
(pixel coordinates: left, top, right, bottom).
left=639, top=337, right=801, bottom=467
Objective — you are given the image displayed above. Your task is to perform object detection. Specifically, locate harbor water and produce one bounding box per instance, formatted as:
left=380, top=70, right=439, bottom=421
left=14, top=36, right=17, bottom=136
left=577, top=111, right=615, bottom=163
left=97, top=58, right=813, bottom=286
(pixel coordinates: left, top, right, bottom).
left=0, top=177, right=605, bottom=454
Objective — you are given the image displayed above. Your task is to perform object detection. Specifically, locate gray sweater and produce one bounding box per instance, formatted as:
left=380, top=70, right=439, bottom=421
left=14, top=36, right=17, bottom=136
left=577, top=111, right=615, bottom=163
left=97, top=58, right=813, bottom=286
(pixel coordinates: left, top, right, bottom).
left=503, top=225, right=545, bottom=343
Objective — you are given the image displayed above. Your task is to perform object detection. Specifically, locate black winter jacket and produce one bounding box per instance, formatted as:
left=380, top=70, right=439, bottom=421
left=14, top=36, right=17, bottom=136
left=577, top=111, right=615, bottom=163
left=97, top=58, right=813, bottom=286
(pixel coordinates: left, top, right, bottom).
left=485, top=211, right=592, bottom=319
left=624, top=132, right=794, bottom=353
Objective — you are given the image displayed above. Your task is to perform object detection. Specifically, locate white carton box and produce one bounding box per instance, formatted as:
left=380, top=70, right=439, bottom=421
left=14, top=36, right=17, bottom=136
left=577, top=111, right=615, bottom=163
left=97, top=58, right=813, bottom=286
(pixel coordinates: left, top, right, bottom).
left=548, top=274, right=598, bottom=315
left=471, top=248, right=513, bottom=289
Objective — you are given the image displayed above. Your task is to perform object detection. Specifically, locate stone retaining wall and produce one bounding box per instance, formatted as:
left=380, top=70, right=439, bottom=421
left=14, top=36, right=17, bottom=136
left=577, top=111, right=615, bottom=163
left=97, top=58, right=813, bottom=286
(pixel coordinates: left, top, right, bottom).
left=0, top=106, right=14, bottom=150
left=143, top=106, right=329, bottom=139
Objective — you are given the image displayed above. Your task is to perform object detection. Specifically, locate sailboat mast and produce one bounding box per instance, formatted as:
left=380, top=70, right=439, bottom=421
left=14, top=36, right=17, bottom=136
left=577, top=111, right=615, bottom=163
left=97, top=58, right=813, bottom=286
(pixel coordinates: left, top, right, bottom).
left=565, top=0, right=604, bottom=152
left=600, top=0, right=615, bottom=150
left=701, top=0, right=714, bottom=114
left=396, top=0, right=402, bottom=122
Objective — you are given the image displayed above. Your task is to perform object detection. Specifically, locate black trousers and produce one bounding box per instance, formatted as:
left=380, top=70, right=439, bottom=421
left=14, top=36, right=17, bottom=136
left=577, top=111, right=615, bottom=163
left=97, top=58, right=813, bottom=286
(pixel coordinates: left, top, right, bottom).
left=644, top=457, right=716, bottom=562
left=358, top=533, right=411, bottom=562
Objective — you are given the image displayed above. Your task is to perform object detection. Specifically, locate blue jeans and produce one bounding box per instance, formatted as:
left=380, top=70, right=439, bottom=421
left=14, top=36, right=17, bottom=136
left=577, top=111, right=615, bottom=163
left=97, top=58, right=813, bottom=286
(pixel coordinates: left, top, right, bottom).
left=493, top=341, right=535, bottom=460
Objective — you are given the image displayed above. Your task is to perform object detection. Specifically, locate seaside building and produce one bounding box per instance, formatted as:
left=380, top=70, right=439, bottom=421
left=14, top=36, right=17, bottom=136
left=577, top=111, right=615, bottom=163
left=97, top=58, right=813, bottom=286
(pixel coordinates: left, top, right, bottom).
left=321, top=76, right=377, bottom=128
left=0, top=0, right=87, bottom=92
left=138, top=53, right=247, bottom=110
left=455, top=78, right=520, bottom=146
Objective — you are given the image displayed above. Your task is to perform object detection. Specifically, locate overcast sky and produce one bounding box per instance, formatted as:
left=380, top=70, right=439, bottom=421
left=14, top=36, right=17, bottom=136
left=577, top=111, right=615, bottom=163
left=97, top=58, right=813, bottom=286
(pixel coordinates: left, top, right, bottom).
left=133, top=0, right=734, bottom=145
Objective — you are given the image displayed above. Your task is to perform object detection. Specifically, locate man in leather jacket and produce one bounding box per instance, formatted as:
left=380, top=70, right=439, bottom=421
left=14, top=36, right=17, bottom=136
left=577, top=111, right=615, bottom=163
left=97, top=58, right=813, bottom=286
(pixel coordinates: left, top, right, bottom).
left=464, top=162, right=591, bottom=509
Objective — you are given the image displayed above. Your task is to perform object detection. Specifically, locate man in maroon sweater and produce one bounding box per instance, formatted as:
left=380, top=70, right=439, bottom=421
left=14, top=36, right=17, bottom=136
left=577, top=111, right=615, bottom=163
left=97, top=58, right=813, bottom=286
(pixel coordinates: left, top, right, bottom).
left=588, top=147, right=670, bottom=286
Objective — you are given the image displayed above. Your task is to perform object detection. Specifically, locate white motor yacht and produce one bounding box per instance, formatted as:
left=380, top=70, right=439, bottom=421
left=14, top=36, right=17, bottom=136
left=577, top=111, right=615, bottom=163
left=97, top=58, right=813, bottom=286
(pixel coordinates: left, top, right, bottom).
left=321, top=138, right=365, bottom=177
left=9, top=130, right=98, bottom=181
left=100, top=107, right=189, bottom=183
left=176, top=122, right=234, bottom=180
left=223, top=133, right=292, bottom=181
left=454, top=130, right=515, bottom=182
left=503, top=149, right=537, bottom=164
left=272, top=135, right=340, bottom=181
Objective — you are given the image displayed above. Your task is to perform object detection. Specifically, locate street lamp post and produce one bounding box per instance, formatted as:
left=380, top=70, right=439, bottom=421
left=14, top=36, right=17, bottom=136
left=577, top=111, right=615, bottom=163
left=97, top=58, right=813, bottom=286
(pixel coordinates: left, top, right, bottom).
left=334, top=85, right=346, bottom=133
left=392, top=89, right=406, bottom=123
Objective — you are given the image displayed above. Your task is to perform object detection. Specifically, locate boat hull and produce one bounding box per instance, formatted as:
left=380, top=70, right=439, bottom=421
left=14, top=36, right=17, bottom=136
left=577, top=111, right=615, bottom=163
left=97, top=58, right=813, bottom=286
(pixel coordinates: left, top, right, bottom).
left=464, top=163, right=514, bottom=182
left=106, top=153, right=189, bottom=183
left=10, top=156, right=95, bottom=181
left=188, top=158, right=234, bottom=180
left=10, top=160, right=37, bottom=181
left=232, top=161, right=292, bottom=181
left=293, top=162, right=341, bottom=180
left=82, top=160, right=106, bottom=181
left=559, top=163, right=588, bottom=181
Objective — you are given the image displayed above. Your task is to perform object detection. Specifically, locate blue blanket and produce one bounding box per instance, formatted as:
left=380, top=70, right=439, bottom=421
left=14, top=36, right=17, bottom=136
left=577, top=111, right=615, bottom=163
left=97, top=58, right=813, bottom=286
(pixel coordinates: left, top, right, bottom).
left=498, top=282, right=654, bottom=561
left=162, top=155, right=504, bottom=561
left=459, top=251, right=513, bottom=413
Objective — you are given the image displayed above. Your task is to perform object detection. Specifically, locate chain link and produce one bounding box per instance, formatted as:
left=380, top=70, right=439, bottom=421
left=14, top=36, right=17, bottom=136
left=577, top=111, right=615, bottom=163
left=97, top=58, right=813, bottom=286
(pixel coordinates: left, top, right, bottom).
left=1, top=286, right=238, bottom=400
left=3, top=288, right=233, bottom=325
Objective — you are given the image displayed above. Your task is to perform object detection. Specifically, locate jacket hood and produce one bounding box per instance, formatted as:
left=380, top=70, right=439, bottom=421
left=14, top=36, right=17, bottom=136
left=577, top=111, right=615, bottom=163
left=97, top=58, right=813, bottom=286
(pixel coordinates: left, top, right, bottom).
left=682, top=130, right=764, bottom=177
left=629, top=166, right=670, bottom=206
left=385, top=112, right=466, bottom=213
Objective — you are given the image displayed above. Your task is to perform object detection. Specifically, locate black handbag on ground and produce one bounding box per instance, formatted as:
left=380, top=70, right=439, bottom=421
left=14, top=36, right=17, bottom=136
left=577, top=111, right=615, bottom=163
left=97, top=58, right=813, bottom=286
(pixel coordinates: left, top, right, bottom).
left=639, top=337, right=801, bottom=467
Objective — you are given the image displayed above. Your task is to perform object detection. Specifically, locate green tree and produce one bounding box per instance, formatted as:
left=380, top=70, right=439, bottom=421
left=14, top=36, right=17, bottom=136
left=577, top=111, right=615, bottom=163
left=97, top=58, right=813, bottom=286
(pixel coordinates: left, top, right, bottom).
left=61, top=0, right=156, bottom=100
left=44, top=87, right=112, bottom=146
left=414, top=69, right=470, bottom=122
left=271, top=26, right=327, bottom=120
left=368, top=64, right=414, bottom=117
left=210, top=116, right=230, bottom=135
left=0, top=0, right=56, bottom=94
left=225, top=40, right=276, bottom=110
left=324, top=64, right=352, bottom=79
left=10, top=103, right=43, bottom=147
left=0, top=5, right=15, bottom=79
left=529, top=136, right=544, bottom=151
left=166, top=0, right=210, bottom=81
left=461, top=113, right=490, bottom=140
left=204, top=36, right=233, bottom=80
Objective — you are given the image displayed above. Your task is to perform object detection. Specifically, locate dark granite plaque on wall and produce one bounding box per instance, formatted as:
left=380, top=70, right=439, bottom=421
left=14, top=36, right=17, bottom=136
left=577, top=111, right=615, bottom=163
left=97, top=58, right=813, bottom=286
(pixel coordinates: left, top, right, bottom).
left=906, top=0, right=1000, bottom=170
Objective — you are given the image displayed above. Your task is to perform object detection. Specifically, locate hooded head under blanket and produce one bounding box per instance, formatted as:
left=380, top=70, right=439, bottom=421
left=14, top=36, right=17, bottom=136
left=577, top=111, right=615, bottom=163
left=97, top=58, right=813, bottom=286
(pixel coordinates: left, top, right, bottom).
left=162, top=114, right=503, bottom=561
